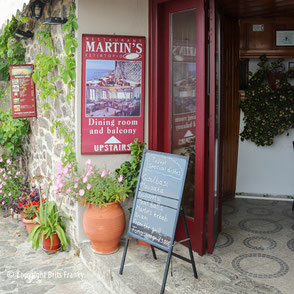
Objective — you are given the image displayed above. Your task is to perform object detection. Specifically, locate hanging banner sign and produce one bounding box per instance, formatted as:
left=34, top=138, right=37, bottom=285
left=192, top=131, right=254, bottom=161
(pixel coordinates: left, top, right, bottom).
left=81, top=34, right=145, bottom=154
left=9, top=64, right=37, bottom=118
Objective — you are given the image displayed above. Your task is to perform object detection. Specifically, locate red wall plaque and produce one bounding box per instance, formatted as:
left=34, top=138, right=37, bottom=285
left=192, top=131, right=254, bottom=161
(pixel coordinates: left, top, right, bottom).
left=81, top=34, right=145, bottom=154
left=9, top=64, right=37, bottom=118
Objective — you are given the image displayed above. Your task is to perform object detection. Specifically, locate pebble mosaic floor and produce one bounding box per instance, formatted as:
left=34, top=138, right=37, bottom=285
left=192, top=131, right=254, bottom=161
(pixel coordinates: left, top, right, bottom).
left=212, top=198, right=294, bottom=294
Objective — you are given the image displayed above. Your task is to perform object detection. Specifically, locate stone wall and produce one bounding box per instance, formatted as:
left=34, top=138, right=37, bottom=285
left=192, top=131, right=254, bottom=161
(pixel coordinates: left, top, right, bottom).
left=19, top=0, right=78, bottom=247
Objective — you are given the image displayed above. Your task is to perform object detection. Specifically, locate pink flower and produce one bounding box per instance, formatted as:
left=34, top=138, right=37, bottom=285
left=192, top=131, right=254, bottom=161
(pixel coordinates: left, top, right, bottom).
left=74, top=183, right=78, bottom=189
left=0, top=157, right=2, bottom=162
left=53, top=186, right=59, bottom=195
left=83, top=176, right=88, bottom=183
left=101, top=170, right=107, bottom=178
left=8, top=192, right=11, bottom=196
left=86, top=159, right=91, bottom=165
left=16, top=171, right=20, bottom=176
left=74, top=177, right=79, bottom=183
left=6, top=159, right=11, bottom=165
left=79, top=189, right=85, bottom=196
left=66, top=188, right=71, bottom=193
left=87, top=183, right=91, bottom=190
left=118, top=175, right=123, bottom=182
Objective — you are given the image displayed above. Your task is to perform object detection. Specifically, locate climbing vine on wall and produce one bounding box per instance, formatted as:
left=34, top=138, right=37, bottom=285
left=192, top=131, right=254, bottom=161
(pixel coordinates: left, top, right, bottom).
left=62, top=3, right=78, bottom=102
left=32, top=3, right=78, bottom=164
left=50, top=121, right=76, bottom=167
left=32, top=4, right=77, bottom=110
left=32, top=25, right=61, bottom=111
left=0, top=15, right=27, bottom=97
left=240, top=55, right=294, bottom=146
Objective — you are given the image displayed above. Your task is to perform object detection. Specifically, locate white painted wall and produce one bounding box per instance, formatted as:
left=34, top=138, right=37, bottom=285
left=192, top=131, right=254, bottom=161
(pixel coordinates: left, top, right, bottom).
left=236, top=59, right=294, bottom=197
left=75, top=0, right=149, bottom=242
left=76, top=0, right=149, bottom=172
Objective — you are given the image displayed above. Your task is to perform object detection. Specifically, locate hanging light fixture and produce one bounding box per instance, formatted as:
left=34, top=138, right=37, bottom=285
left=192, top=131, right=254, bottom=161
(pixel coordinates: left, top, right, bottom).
left=44, top=16, right=67, bottom=25
left=30, top=0, right=45, bottom=20
left=15, top=29, right=34, bottom=39
left=42, top=0, right=67, bottom=25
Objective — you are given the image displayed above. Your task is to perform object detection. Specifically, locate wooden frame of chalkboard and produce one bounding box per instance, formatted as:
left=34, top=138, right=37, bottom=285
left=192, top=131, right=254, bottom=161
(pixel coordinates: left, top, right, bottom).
left=120, top=150, right=197, bottom=293
left=129, top=150, right=189, bottom=250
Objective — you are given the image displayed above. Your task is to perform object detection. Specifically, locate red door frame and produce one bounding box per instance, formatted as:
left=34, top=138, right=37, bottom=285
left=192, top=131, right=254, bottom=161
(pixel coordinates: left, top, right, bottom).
left=149, top=0, right=207, bottom=255
left=207, top=0, right=217, bottom=253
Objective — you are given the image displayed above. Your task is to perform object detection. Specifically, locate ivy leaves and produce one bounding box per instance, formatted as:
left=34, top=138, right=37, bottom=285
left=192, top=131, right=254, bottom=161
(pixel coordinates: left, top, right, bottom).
left=32, top=4, right=78, bottom=109
left=62, top=3, right=78, bottom=101
left=240, top=56, right=294, bottom=146
left=50, top=121, right=76, bottom=167
left=0, top=109, right=30, bottom=157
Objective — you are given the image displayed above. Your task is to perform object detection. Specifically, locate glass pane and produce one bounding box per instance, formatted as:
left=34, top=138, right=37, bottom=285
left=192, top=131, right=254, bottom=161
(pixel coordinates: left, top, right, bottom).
left=171, top=9, right=196, bottom=218
left=214, top=12, right=221, bottom=218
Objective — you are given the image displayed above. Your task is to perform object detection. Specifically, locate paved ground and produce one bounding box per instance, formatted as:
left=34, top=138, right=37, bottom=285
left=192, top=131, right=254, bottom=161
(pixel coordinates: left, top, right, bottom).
left=0, top=210, right=109, bottom=294
left=1, top=198, right=293, bottom=294
left=79, top=198, right=293, bottom=294
left=213, top=198, right=294, bottom=294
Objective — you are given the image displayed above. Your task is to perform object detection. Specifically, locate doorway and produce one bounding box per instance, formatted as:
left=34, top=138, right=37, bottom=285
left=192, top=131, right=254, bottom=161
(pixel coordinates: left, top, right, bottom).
left=149, top=0, right=207, bottom=255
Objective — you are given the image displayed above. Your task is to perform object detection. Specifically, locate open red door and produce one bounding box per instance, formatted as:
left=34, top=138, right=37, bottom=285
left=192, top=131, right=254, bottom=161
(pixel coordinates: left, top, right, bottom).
left=149, top=0, right=207, bottom=255
left=207, top=0, right=222, bottom=253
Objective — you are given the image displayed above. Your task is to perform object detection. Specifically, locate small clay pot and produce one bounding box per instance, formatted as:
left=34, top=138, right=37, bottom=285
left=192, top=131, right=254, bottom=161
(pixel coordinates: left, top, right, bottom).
left=22, top=218, right=38, bottom=234
left=43, top=233, right=61, bottom=253
left=137, top=239, right=151, bottom=247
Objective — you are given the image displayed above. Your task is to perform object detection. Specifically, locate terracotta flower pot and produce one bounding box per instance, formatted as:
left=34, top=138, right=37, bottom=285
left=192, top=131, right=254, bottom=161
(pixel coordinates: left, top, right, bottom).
left=22, top=218, right=38, bottom=234
left=137, top=239, right=151, bottom=247
left=83, top=202, right=125, bottom=254
left=43, top=233, right=61, bottom=253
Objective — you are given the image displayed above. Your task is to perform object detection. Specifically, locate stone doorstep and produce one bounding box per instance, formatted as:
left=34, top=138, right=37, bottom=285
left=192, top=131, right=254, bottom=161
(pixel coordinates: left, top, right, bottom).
left=79, top=238, right=277, bottom=294
left=80, top=239, right=166, bottom=294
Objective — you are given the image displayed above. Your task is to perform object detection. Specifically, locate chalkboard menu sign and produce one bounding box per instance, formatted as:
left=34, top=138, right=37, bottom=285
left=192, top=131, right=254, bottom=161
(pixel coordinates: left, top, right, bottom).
left=10, top=64, right=37, bottom=118
left=129, top=150, right=189, bottom=250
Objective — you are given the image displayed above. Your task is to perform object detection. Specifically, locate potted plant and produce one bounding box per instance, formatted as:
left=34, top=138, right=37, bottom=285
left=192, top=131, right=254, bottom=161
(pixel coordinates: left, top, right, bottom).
left=55, top=160, right=130, bottom=254
left=20, top=197, right=42, bottom=234
left=16, top=186, right=40, bottom=218
left=240, top=55, right=294, bottom=146
left=28, top=198, right=70, bottom=253
left=115, top=139, right=146, bottom=198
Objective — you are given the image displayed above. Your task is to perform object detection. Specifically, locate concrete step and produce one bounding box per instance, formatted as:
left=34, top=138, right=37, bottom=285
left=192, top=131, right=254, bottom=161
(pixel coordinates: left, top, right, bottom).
left=80, top=238, right=279, bottom=294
